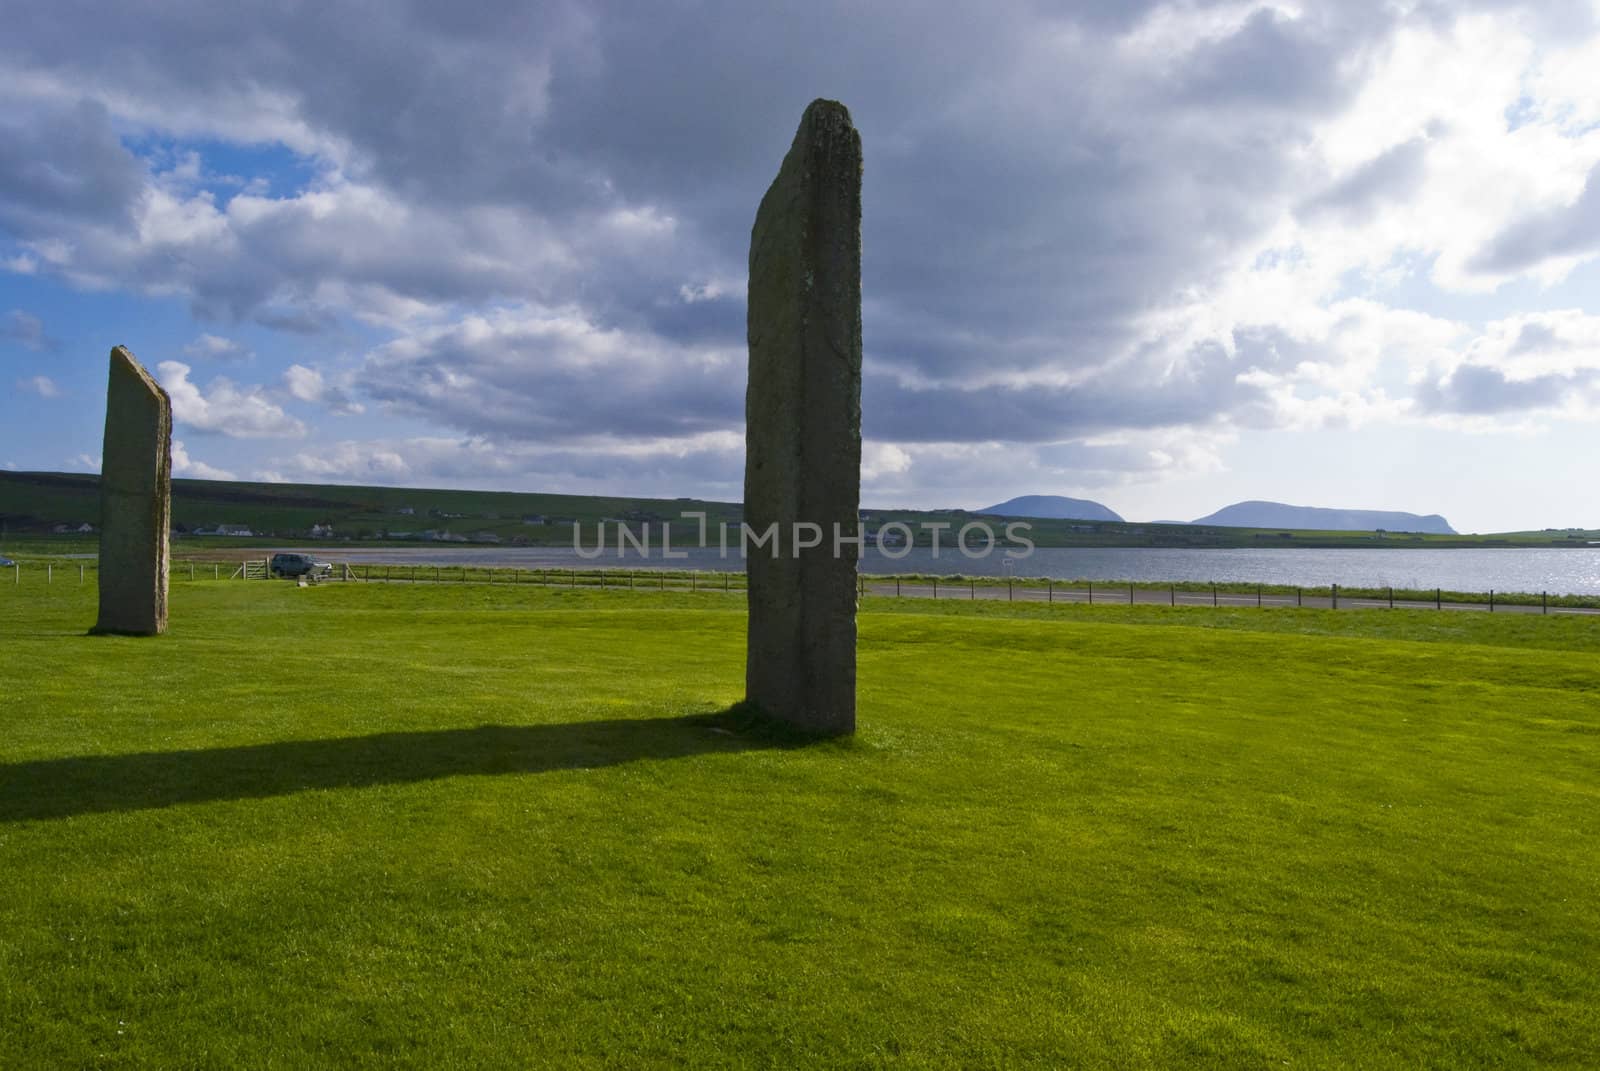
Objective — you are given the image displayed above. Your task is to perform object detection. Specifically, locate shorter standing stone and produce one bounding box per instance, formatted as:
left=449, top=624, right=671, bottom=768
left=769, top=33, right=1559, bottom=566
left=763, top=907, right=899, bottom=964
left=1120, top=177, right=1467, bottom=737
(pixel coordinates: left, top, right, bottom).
left=92, top=346, right=172, bottom=636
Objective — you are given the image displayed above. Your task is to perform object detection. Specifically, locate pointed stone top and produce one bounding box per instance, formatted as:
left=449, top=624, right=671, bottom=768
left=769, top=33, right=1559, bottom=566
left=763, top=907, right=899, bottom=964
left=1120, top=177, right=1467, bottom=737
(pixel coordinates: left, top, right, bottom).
left=792, top=99, right=859, bottom=157
left=801, top=98, right=852, bottom=124
left=110, top=345, right=168, bottom=403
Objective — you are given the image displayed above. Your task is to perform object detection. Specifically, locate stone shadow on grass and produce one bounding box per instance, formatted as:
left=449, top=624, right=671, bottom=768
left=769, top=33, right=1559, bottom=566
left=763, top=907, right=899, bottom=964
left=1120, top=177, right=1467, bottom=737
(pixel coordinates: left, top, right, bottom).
left=0, top=704, right=821, bottom=822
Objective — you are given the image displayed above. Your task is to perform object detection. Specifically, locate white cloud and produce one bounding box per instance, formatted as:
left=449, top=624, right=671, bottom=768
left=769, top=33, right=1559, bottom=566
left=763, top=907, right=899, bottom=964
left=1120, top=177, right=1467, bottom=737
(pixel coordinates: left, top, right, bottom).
left=170, top=438, right=237, bottom=480
left=265, top=432, right=744, bottom=496
left=677, top=280, right=729, bottom=303
left=15, top=374, right=60, bottom=398
left=283, top=363, right=364, bottom=414
left=3, top=2, right=1600, bottom=519
left=860, top=442, right=912, bottom=481
left=155, top=360, right=307, bottom=438
left=356, top=305, right=741, bottom=443
left=2, top=309, right=54, bottom=350
left=182, top=333, right=252, bottom=362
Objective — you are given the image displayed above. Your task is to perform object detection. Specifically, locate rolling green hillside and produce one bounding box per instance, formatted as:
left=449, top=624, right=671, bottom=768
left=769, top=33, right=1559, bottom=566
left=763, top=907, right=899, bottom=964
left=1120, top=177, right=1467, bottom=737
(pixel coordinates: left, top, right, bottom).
left=2, top=469, right=1596, bottom=550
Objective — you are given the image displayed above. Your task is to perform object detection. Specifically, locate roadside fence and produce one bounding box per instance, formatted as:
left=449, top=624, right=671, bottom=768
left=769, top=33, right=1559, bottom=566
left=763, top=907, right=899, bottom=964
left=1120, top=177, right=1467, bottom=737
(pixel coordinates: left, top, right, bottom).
left=4, top=559, right=1599, bottom=615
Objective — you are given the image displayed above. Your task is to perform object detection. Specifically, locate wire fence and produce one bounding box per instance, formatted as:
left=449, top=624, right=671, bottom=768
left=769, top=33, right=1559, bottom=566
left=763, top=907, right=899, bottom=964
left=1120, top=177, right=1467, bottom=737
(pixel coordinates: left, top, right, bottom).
left=6, top=556, right=1600, bottom=615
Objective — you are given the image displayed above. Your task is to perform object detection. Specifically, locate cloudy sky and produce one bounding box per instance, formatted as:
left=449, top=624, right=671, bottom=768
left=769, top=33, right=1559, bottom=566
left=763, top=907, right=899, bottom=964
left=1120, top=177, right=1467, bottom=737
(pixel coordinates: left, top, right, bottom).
left=3, top=1, right=1600, bottom=532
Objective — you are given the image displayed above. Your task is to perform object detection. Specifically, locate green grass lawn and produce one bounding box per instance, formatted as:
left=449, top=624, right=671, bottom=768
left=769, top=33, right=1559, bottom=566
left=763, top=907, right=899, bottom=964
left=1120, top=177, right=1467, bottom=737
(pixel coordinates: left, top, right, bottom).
left=2, top=582, right=1597, bottom=1068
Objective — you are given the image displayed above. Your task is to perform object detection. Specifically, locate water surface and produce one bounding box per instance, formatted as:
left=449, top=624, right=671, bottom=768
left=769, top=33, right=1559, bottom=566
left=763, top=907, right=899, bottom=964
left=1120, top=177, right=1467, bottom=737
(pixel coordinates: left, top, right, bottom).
left=285, top=544, right=1600, bottom=596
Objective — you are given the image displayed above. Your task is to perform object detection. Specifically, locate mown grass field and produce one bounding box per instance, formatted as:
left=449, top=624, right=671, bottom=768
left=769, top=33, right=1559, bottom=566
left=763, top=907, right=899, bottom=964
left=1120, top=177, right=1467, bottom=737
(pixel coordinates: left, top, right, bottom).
left=2, top=581, right=1597, bottom=1068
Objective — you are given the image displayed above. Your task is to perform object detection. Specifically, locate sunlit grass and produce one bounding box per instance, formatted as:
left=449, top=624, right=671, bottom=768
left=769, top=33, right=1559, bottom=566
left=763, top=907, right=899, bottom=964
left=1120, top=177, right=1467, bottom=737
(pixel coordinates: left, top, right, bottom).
left=2, top=582, right=1597, bottom=1067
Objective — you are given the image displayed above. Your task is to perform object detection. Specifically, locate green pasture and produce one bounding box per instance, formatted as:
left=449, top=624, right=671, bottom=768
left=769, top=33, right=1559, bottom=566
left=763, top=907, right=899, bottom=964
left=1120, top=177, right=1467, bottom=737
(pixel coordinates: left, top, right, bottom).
left=1, top=582, right=1596, bottom=1067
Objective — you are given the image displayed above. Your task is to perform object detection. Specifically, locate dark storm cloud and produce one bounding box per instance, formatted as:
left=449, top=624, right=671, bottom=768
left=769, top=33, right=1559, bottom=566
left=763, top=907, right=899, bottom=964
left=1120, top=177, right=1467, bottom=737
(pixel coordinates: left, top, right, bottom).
left=1472, top=161, right=1600, bottom=274
left=1164, top=6, right=1357, bottom=112
left=252, top=306, right=342, bottom=337
left=354, top=313, right=745, bottom=441
left=862, top=367, right=1253, bottom=443
left=1417, top=363, right=1592, bottom=414
left=0, top=98, right=144, bottom=233
left=1510, top=321, right=1563, bottom=356
left=1297, top=138, right=1430, bottom=223
left=0, top=0, right=1582, bottom=457
left=864, top=329, right=1302, bottom=443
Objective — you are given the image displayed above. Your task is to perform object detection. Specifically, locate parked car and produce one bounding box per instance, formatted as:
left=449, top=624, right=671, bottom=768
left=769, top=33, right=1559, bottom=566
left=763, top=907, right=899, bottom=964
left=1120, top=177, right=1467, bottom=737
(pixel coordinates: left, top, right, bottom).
left=269, top=552, right=332, bottom=579
left=0, top=556, right=14, bottom=568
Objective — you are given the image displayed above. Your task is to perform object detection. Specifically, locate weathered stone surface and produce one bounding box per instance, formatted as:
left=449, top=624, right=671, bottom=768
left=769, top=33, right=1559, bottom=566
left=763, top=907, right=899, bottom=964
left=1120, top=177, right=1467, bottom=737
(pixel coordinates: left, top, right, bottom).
left=92, top=346, right=172, bottom=636
left=744, top=99, right=862, bottom=735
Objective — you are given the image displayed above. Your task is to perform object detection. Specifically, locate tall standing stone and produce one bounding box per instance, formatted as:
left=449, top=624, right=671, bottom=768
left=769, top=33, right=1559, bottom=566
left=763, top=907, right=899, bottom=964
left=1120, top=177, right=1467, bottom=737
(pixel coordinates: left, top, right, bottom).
left=92, top=346, right=172, bottom=636
left=744, top=99, right=862, bottom=735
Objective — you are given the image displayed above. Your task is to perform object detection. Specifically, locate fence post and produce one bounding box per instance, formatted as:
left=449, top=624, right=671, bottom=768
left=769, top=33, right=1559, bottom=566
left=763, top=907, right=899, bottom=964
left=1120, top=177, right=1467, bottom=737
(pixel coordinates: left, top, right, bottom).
left=1212, top=584, right=1217, bottom=607
left=1047, top=580, right=1053, bottom=604
left=723, top=573, right=729, bottom=593
left=1332, top=583, right=1338, bottom=610
left=1490, top=589, right=1495, bottom=613
left=1257, top=585, right=1261, bottom=608
left=897, top=577, right=902, bottom=597
left=1436, top=587, right=1441, bottom=611
left=932, top=577, right=938, bottom=599
left=1543, top=591, right=1548, bottom=615
left=1388, top=586, right=1394, bottom=610
left=1130, top=582, right=1135, bottom=606
left=214, top=564, right=219, bottom=580
left=692, top=572, right=697, bottom=592
left=1088, top=581, right=1093, bottom=605
left=81, top=564, right=86, bottom=584
left=969, top=579, right=974, bottom=600
left=1170, top=585, right=1175, bottom=607
left=1296, top=587, right=1301, bottom=607
left=48, top=563, right=52, bottom=584
left=1007, top=578, right=1013, bottom=602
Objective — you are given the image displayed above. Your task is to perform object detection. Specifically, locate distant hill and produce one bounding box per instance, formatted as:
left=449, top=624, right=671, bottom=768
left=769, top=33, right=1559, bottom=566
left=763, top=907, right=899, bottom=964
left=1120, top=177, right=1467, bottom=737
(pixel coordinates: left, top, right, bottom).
left=978, top=495, right=1124, bottom=522
left=1192, top=500, right=1456, bottom=534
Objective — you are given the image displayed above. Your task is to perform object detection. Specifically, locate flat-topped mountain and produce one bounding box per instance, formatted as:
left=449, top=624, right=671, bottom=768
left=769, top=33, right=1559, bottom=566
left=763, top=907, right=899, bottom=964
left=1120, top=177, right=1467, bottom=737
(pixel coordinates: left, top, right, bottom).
left=1192, top=500, right=1456, bottom=534
left=978, top=495, right=1124, bottom=522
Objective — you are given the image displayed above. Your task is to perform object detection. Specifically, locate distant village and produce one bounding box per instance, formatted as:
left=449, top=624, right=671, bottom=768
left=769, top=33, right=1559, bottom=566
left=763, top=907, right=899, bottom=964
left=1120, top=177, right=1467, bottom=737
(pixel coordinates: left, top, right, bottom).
left=163, top=506, right=583, bottom=545
left=40, top=504, right=914, bottom=548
